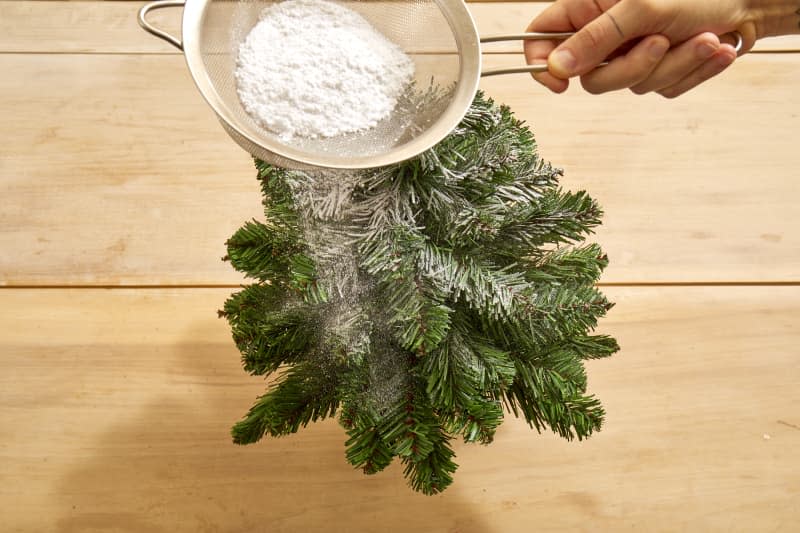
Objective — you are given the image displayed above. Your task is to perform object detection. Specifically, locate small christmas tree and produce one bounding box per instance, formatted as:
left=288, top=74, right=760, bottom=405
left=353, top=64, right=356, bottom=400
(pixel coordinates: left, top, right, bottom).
left=220, top=92, right=618, bottom=494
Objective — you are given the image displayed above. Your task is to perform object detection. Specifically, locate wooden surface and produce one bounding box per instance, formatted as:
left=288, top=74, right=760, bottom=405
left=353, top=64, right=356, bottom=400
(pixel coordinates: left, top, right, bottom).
left=3, top=2, right=799, bottom=53
left=1, top=1, right=799, bottom=531
left=3, top=3, right=800, bottom=284
left=2, top=287, right=799, bottom=532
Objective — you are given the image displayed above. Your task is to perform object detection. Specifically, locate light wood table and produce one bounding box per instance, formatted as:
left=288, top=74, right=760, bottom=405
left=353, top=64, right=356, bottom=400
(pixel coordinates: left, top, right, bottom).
left=2, top=2, right=798, bottom=531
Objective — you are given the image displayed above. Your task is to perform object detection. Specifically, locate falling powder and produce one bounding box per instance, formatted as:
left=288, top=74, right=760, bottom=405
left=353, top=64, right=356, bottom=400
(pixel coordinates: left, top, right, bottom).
left=235, top=0, right=415, bottom=141
left=287, top=168, right=411, bottom=413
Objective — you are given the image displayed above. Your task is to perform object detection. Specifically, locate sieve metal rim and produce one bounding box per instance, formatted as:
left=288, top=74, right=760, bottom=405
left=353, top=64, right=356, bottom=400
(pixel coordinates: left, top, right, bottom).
left=177, top=0, right=482, bottom=170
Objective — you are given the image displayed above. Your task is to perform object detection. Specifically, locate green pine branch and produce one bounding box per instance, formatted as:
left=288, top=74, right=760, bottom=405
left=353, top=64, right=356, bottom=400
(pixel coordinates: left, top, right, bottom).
left=401, top=428, right=457, bottom=495
left=232, top=361, right=341, bottom=444
left=523, top=244, right=609, bottom=285
left=224, top=219, right=307, bottom=284
left=486, top=189, right=604, bottom=258
left=223, top=90, right=618, bottom=495
left=505, top=362, right=605, bottom=441
left=344, top=409, right=396, bottom=475
left=423, top=324, right=512, bottom=444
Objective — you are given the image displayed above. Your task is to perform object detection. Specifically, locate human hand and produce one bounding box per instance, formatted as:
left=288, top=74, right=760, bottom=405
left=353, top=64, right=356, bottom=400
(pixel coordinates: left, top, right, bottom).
left=523, top=0, right=782, bottom=97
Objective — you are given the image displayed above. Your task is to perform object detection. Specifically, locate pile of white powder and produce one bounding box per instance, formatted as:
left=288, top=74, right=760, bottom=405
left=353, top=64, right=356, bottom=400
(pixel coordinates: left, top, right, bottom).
left=235, top=0, right=415, bottom=141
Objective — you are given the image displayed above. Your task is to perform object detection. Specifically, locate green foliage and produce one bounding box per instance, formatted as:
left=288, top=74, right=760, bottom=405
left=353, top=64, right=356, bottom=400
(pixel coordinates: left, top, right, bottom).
left=343, top=409, right=395, bottom=475
left=223, top=92, right=618, bottom=494
left=231, top=361, right=341, bottom=443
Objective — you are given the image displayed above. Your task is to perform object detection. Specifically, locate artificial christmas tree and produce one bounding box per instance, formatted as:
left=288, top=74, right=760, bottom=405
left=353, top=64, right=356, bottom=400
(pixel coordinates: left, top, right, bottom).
left=220, top=92, right=618, bottom=494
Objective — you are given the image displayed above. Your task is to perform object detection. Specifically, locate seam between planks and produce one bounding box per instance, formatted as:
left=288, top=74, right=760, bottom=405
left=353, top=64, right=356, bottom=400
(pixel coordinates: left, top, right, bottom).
left=2, top=49, right=799, bottom=56
left=2, top=282, right=799, bottom=289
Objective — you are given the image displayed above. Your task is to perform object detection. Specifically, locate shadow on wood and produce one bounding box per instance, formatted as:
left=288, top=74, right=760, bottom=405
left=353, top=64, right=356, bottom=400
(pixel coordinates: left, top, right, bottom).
left=53, top=326, right=493, bottom=533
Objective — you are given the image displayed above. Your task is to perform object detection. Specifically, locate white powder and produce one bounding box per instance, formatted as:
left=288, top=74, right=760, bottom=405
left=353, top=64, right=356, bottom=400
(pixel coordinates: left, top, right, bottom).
left=235, top=0, right=415, bottom=141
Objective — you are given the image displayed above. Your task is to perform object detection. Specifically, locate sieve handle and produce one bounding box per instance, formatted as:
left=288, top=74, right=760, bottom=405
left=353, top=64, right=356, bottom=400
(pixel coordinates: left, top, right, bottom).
left=138, top=0, right=185, bottom=50
left=479, top=31, right=742, bottom=77
left=480, top=32, right=603, bottom=77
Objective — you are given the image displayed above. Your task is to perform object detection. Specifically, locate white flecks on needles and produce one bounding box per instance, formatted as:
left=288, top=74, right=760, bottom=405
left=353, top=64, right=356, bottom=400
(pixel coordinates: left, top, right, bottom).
left=235, top=0, right=415, bottom=141
left=289, top=169, right=409, bottom=412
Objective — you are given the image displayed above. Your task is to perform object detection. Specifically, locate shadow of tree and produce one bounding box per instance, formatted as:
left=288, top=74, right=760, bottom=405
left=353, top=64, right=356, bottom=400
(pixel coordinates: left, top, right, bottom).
left=55, top=324, right=492, bottom=533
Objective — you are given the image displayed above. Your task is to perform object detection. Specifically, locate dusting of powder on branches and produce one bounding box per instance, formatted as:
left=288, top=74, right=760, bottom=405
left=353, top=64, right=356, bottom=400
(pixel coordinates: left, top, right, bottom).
left=221, top=92, right=619, bottom=495
left=235, top=0, right=415, bottom=140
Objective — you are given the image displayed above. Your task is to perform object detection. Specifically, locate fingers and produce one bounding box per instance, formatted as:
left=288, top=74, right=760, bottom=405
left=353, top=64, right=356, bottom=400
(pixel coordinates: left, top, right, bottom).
left=523, top=0, right=742, bottom=97
left=579, top=37, right=737, bottom=97
left=579, top=34, right=670, bottom=94
left=523, top=27, right=567, bottom=93
left=525, top=36, right=569, bottom=92
left=532, top=62, right=570, bottom=94
left=523, top=2, right=577, bottom=93
left=547, top=14, right=622, bottom=79
left=548, top=0, right=659, bottom=79
left=657, top=44, right=737, bottom=98
left=629, top=33, right=720, bottom=94
left=524, top=0, right=620, bottom=93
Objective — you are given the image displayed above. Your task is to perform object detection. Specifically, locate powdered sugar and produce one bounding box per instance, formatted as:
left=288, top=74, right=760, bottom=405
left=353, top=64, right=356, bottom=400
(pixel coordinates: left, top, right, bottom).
left=235, top=0, right=415, bottom=141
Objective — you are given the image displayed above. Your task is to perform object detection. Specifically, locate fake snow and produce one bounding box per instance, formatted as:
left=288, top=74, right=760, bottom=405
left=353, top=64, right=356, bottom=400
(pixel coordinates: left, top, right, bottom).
left=235, top=0, right=415, bottom=141
left=288, top=169, right=408, bottom=413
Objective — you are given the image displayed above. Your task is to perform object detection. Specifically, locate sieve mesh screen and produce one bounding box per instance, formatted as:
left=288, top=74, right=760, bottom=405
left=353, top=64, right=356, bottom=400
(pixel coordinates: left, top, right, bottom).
left=197, top=0, right=463, bottom=163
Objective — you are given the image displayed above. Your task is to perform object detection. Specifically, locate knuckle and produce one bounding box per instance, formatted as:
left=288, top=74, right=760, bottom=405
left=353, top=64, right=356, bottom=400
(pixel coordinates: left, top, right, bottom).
left=630, top=84, right=650, bottom=95
left=580, top=22, right=612, bottom=51
left=630, top=0, right=664, bottom=19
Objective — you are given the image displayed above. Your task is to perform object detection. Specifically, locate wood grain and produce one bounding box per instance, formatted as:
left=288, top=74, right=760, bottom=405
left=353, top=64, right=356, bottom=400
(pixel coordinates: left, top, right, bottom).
left=1, top=286, right=798, bottom=532
left=481, top=53, right=800, bottom=284
left=2, top=53, right=799, bottom=285
left=3, top=2, right=797, bottom=531
left=1, top=1, right=797, bottom=54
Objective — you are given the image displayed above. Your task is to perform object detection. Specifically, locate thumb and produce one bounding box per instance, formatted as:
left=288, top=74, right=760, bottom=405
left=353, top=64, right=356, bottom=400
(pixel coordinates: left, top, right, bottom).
left=548, top=2, right=647, bottom=79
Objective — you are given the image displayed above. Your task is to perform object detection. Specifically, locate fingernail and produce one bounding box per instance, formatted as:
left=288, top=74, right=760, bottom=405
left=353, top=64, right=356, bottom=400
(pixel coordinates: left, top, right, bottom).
left=648, top=39, right=670, bottom=60
left=697, top=41, right=717, bottom=59
left=549, top=49, right=577, bottom=77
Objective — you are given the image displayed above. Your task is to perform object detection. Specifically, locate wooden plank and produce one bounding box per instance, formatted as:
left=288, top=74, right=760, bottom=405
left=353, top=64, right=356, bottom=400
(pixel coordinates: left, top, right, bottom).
left=480, top=53, right=800, bottom=283
left=1, top=1, right=797, bottom=54
left=2, top=53, right=799, bottom=285
left=1, top=286, right=798, bottom=531
left=0, top=53, right=259, bottom=286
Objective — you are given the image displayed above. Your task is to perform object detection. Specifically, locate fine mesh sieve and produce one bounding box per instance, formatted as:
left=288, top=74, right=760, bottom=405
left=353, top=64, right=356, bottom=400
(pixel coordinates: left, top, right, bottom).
left=138, top=0, right=738, bottom=170
left=138, top=0, right=562, bottom=169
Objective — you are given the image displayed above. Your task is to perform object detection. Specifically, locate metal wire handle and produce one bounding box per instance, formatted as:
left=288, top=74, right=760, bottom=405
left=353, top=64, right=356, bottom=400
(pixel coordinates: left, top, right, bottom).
left=479, top=30, right=743, bottom=77
left=138, top=0, right=185, bottom=50
left=481, top=32, right=604, bottom=77
left=137, top=2, right=743, bottom=77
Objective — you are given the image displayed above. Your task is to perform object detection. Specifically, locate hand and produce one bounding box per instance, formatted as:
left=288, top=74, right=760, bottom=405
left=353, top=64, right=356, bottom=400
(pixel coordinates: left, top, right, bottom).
left=523, top=0, right=781, bottom=97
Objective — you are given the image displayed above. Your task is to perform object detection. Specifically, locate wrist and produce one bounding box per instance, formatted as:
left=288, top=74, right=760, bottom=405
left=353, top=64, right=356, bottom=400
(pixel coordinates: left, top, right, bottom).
left=743, top=0, right=800, bottom=38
